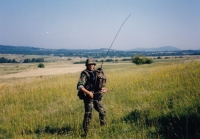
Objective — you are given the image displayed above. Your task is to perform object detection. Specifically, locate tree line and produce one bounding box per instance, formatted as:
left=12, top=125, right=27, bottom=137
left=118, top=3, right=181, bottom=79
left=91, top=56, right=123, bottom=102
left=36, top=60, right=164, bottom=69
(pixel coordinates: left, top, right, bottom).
left=1, top=45, right=200, bottom=58
left=0, top=57, right=44, bottom=63
left=0, top=57, right=17, bottom=63
left=23, top=58, right=44, bottom=63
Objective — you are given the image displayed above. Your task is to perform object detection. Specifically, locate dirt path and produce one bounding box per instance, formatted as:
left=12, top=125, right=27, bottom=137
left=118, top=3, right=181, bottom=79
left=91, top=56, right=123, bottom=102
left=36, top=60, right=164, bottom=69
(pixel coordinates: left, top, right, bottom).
left=0, top=65, right=85, bottom=78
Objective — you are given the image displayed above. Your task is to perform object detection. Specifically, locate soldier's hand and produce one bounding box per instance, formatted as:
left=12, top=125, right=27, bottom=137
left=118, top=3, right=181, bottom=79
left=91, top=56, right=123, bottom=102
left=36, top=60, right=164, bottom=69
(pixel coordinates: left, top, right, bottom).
left=88, top=91, right=94, bottom=98
left=101, top=87, right=108, bottom=93
left=80, top=87, right=93, bottom=98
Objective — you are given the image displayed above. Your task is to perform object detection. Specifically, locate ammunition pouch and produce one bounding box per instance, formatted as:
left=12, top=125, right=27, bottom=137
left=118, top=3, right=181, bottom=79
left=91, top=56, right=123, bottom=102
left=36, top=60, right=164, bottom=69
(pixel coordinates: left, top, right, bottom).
left=77, top=90, right=86, bottom=100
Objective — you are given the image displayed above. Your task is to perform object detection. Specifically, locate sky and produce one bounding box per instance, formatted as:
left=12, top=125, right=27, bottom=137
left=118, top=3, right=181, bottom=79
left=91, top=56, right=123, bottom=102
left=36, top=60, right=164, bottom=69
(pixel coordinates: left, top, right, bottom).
left=0, top=0, right=200, bottom=50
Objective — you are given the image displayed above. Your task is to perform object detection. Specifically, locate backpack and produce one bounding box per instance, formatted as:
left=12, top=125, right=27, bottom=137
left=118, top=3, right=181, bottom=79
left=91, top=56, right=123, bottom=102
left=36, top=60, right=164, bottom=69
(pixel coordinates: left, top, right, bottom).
left=77, top=68, right=106, bottom=100
left=95, top=68, right=106, bottom=89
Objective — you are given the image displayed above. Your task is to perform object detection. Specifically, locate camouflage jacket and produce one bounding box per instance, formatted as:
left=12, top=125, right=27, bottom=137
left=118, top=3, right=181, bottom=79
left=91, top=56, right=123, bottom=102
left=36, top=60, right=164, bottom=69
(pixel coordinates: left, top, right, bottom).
left=77, top=69, right=103, bottom=100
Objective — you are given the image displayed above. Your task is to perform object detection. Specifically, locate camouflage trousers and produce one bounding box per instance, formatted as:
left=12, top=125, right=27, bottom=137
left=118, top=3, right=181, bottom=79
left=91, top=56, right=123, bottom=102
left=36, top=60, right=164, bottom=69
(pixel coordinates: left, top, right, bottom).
left=83, top=100, right=106, bottom=133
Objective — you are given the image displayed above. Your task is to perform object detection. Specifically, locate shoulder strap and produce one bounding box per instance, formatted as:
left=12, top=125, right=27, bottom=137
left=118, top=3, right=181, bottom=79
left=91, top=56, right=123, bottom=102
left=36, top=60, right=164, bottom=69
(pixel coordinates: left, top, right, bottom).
left=95, top=68, right=104, bottom=74
left=81, top=69, right=90, bottom=79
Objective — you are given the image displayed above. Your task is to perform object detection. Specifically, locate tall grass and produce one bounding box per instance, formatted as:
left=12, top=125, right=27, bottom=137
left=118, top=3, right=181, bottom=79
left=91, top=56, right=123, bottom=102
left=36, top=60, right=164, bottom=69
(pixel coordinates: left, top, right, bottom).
left=0, top=61, right=200, bottom=138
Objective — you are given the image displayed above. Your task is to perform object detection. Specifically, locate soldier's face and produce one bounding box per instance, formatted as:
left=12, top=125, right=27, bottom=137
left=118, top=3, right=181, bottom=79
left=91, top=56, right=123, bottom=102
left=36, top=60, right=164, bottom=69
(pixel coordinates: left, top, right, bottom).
left=87, top=64, right=95, bottom=71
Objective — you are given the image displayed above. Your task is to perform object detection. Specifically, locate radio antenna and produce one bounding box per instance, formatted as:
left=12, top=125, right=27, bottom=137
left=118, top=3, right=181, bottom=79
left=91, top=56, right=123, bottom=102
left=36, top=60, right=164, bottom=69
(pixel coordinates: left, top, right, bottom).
left=100, top=13, right=131, bottom=68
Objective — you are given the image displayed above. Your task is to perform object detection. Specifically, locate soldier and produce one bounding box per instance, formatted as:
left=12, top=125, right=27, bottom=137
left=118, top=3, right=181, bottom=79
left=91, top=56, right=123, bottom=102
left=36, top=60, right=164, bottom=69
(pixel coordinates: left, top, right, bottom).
left=77, top=58, right=108, bottom=136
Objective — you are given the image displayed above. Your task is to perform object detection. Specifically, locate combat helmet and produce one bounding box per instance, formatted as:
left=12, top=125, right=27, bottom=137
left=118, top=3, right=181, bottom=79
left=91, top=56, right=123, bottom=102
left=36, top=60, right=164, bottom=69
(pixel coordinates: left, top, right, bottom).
left=85, top=58, right=96, bottom=66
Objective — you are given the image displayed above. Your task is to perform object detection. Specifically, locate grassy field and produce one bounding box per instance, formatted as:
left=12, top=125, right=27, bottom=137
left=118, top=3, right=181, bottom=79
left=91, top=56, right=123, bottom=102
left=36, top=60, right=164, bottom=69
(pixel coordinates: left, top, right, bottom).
left=0, top=55, right=200, bottom=138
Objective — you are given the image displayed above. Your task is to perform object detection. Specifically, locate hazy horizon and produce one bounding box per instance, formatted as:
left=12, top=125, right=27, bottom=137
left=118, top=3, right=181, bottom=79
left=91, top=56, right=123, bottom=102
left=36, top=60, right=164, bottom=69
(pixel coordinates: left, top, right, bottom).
left=2, top=44, right=196, bottom=51
left=0, top=0, right=200, bottom=50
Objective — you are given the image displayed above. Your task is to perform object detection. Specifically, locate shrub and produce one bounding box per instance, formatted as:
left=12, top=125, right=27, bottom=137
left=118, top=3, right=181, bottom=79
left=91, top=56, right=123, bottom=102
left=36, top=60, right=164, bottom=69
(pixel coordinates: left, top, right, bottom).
left=73, top=61, right=85, bottom=64
left=32, top=58, right=36, bottom=62
left=105, top=59, right=113, bottom=62
left=121, top=58, right=131, bottom=61
left=23, top=59, right=31, bottom=63
left=36, top=58, right=44, bottom=62
left=145, top=58, right=153, bottom=64
left=132, top=55, right=153, bottom=65
left=38, top=63, right=45, bottom=68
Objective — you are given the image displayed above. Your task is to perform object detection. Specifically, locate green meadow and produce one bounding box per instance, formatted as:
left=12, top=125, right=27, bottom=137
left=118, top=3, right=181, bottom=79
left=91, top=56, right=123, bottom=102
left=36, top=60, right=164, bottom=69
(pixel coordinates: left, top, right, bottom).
left=0, top=56, right=200, bottom=139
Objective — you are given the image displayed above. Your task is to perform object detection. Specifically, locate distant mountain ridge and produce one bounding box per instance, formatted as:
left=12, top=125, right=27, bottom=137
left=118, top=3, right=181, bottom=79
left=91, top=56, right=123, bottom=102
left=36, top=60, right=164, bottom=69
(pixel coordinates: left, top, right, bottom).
left=131, top=46, right=181, bottom=51
left=1, top=44, right=200, bottom=57
left=1, top=45, right=181, bottom=52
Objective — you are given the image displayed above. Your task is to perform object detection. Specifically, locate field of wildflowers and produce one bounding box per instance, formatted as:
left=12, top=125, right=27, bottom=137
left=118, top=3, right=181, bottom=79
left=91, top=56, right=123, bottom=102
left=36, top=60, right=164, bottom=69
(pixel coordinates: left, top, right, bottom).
left=0, top=60, right=200, bottom=138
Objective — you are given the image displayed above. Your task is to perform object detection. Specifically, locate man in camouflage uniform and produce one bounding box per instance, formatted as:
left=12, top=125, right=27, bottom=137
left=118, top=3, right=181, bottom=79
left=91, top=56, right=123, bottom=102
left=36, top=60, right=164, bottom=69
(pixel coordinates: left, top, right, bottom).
left=77, top=58, right=108, bottom=136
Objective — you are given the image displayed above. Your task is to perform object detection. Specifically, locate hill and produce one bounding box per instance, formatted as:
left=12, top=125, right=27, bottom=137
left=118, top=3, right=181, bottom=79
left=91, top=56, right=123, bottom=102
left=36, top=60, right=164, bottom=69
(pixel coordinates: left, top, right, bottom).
left=0, top=45, right=200, bottom=57
left=131, top=46, right=181, bottom=51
